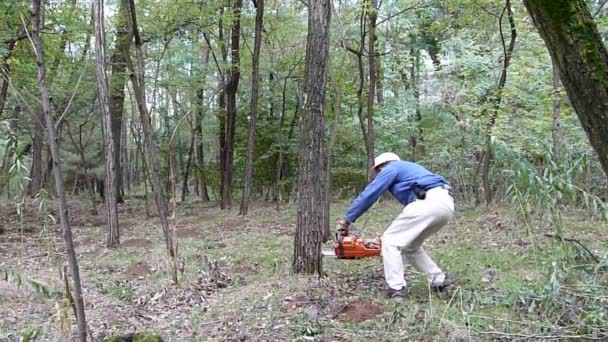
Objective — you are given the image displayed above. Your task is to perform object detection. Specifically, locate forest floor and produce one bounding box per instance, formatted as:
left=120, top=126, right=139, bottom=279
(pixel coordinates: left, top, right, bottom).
left=0, top=196, right=607, bottom=341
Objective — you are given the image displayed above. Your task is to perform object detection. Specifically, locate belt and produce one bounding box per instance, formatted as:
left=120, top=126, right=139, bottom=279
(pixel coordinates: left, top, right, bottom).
left=414, top=183, right=453, bottom=200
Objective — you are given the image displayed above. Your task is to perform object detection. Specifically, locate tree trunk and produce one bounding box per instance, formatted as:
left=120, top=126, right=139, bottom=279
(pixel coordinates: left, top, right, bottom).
left=195, top=46, right=210, bottom=202
left=181, top=129, right=195, bottom=202
left=409, top=45, right=422, bottom=162
left=217, top=8, right=228, bottom=208
left=240, top=0, right=264, bottom=216
left=524, top=0, right=608, bottom=177
left=551, top=58, right=560, bottom=160
left=366, top=0, right=377, bottom=170
left=66, top=122, right=98, bottom=215
left=293, top=0, right=331, bottom=275
left=124, top=0, right=177, bottom=283
left=220, top=0, right=242, bottom=210
left=376, top=49, right=385, bottom=106
left=108, top=0, right=131, bottom=203
left=94, top=0, right=120, bottom=248
left=28, top=110, right=45, bottom=196
left=121, top=112, right=129, bottom=194
left=30, top=0, right=87, bottom=339
left=346, top=5, right=374, bottom=178
left=482, top=0, right=516, bottom=206
left=0, top=35, right=21, bottom=119
left=274, top=72, right=295, bottom=209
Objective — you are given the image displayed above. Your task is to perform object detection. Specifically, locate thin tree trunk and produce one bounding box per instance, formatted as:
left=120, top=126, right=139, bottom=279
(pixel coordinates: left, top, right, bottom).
left=0, top=34, right=22, bottom=119
left=195, top=46, right=210, bottom=202
left=181, top=129, right=195, bottom=202
left=376, top=50, right=385, bottom=106
left=122, top=114, right=129, bottom=194
left=30, top=0, right=87, bottom=339
left=325, top=61, right=341, bottom=242
left=217, top=7, right=228, bottom=209
left=66, top=122, right=98, bottom=215
left=346, top=5, right=373, bottom=178
left=293, top=0, right=331, bottom=275
left=94, top=0, right=120, bottom=247
left=366, top=0, right=377, bottom=171
left=28, top=110, right=45, bottom=196
left=409, top=45, right=422, bottom=161
left=240, top=0, right=264, bottom=215
left=274, top=75, right=292, bottom=209
left=551, top=57, right=561, bottom=160
left=221, top=0, right=243, bottom=210
left=108, top=0, right=131, bottom=204
left=482, top=0, right=516, bottom=206
left=124, top=0, right=177, bottom=283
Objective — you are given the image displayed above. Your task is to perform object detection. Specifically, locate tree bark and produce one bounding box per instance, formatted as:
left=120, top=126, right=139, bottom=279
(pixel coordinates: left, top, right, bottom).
left=28, top=109, right=45, bottom=196
left=30, top=0, right=87, bottom=339
left=0, top=34, right=22, bottom=119
left=108, top=0, right=131, bottom=203
left=94, top=0, right=120, bottom=247
left=293, top=0, right=331, bottom=275
left=366, top=0, right=377, bottom=170
left=240, top=0, right=264, bottom=215
left=551, top=58, right=560, bottom=160
left=346, top=5, right=374, bottom=179
left=408, top=45, right=422, bottom=162
left=220, top=0, right=243, bottom=210
left=124, top=0, right=177, bottom=283
left=195, top=46, right=210, bottom=202
left=181, top=128, right=195, bottom=202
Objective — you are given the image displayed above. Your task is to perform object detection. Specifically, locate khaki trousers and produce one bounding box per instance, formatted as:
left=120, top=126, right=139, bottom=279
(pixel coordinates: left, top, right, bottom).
left=382, top=187, right=454, bottom=290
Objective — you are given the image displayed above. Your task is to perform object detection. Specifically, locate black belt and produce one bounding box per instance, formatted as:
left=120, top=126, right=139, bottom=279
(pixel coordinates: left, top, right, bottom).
left=414, top=183, right=452, bottom=200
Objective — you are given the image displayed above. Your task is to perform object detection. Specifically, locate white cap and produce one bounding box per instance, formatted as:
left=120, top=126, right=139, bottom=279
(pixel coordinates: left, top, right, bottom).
left=371, top=152, right=400, bottom=173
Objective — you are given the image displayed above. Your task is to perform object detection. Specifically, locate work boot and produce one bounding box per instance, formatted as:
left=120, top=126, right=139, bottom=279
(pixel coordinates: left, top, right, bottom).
left=431, top=273, right=456, bottom=293
left=385, top=287, right=406, bottom=300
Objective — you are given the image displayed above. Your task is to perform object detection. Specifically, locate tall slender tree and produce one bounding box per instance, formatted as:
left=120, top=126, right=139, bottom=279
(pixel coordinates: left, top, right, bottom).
left=94, top=0, right=120, bottom=247
left=30, top=0, right=87, bottom=339
left=123, top=0, right=177, bottom=283
left=293, top=0, right=331, bottom=275
left=220, top=0, right=243, bottom=210
left=481, top=0, right=516, bottom=206
left=194, top=46, right=210, bottom=202
left=366, top=0, right=378, bottom=170
left=108, top=0, right=131, bottom=203
left=240, top=0, right=264, bottom=215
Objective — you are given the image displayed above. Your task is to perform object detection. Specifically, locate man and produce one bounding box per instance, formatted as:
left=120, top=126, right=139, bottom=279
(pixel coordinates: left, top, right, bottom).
left=338, top=152, right=455, bottom=299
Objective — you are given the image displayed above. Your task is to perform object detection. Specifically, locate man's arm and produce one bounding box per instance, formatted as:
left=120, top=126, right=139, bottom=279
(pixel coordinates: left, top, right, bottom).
left=343, top=167, right=397, bottom=223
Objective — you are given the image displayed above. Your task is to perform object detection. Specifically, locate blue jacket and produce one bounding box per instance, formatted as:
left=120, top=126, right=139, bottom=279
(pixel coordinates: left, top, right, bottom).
left=344, top=161, right=447, bottom=223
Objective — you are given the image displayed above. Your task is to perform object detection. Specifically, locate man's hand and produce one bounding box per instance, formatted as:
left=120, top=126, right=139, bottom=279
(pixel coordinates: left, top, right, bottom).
left=337, top=218, right=351, bottom=236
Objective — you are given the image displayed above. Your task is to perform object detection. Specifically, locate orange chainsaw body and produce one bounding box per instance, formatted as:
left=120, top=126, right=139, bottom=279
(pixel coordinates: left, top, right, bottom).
left=334, top=235, right=381, bottom=259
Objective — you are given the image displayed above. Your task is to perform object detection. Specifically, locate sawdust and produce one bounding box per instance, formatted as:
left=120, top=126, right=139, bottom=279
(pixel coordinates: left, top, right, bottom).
left=334, top=299, right=383, bottom=322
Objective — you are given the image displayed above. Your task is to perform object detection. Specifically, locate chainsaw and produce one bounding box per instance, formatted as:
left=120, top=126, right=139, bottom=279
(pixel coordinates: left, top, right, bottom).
left=322, top=227, right=381, bottom=259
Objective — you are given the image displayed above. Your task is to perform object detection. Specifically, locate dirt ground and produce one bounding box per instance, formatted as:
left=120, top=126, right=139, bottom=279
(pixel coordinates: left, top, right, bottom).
left=0, top=196, right=606, bottom=341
